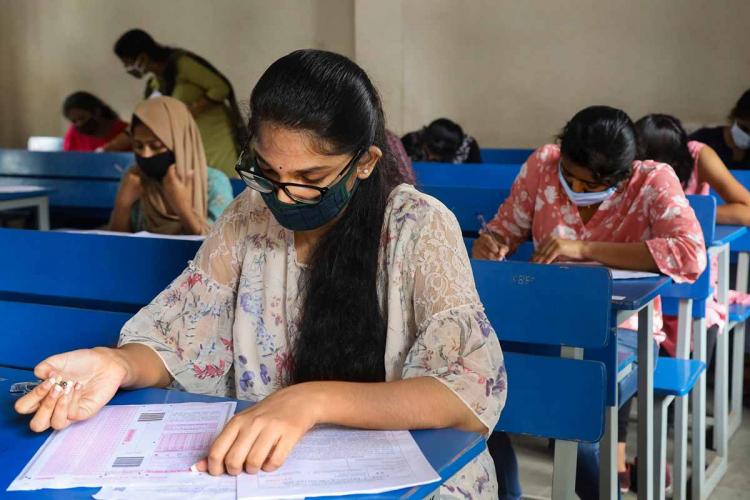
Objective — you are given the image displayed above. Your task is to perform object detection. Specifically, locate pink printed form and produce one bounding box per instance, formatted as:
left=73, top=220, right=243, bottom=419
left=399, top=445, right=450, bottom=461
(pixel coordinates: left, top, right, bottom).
left=39, top=406, right=137, bottom=476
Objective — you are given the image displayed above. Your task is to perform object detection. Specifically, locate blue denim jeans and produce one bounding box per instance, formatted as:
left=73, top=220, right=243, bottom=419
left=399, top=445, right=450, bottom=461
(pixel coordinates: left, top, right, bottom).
left=487, top=431, right=522, bottom=500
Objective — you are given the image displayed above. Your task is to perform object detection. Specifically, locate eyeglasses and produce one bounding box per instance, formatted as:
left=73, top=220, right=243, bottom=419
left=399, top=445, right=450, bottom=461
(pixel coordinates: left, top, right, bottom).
left=560, top=163, right=615, bottom=192
left=235, top=148, right=363, bottom=205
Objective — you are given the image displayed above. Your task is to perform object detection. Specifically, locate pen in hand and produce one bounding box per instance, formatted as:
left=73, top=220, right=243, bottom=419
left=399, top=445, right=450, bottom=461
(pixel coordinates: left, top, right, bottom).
left=476, top=213, right=508, bottom=261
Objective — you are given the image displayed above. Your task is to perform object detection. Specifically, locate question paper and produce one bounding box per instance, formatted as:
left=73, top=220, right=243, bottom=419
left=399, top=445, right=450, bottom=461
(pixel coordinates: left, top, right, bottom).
left=8, top=402, right=235, bottom=491
left=237, top=427, right=440, bottom=499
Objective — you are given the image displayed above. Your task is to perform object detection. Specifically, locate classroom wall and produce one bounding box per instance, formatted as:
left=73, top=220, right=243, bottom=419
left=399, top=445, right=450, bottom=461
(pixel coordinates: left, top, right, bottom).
left=355, top=0, right=750, bottom=147
left=0, top=0, right=354, bottom=148
left=1, top=0, right=748, bottom=149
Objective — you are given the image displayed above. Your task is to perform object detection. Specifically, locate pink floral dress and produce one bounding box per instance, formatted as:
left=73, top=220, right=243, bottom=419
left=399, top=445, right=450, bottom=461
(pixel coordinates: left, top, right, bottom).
left=485, top=144, right=707, bottom=344
left=119, top=184, right=506, bottom=499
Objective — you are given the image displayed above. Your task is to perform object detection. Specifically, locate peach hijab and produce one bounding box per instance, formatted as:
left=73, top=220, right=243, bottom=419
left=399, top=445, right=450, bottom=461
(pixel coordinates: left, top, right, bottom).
left=132, top=96, right=209, bottom=234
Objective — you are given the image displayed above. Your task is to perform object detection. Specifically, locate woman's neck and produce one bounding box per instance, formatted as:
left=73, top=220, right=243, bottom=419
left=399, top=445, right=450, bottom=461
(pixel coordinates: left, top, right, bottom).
left=293, top=225, right=331, bottom=264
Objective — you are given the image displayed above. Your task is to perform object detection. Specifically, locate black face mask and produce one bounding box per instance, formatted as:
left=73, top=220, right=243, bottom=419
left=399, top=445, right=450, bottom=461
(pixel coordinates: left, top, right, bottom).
left=76, top=118, right=99, bottom=136
left=135, top=150, right=175, bottom=180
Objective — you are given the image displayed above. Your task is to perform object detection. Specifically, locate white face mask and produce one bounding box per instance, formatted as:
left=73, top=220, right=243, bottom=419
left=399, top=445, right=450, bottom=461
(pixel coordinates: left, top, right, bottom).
left=558, top=163, right=616, bottom=207
left=730, top=122, right=750, bottom=150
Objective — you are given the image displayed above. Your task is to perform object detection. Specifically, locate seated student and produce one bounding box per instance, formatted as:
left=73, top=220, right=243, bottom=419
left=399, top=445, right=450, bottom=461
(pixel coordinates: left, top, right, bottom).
left=402, top=118, right=482, bottom=164
left=385, top=129, right=416, bottom=184
left=62, top=92, right=130, bottom=152
left=474, top=106, right=706, bottom=498
left=109, top=96, right=232, bottom=235
left=636, top=113, right=750, bottom=356
left=15, top=50, right=506, bottom=499
left=690, top=88, right=750, bottom=169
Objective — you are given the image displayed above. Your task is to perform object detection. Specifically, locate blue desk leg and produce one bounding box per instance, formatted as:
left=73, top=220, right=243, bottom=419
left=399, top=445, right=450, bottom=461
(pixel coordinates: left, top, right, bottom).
left=729, top=250, right=748, bottom=437
left=36, top=196, right=50, bottom=231
left=673, top=298, right=693, bottom=500
left=637, top=301, right=654, bottom=500
left=599, top=404, right=618, bottom=500
left=552, top=346, right=583, bottom=500
left=692, top=315, right=707, bottom=500
left=704, top=244, right=730, bottom=496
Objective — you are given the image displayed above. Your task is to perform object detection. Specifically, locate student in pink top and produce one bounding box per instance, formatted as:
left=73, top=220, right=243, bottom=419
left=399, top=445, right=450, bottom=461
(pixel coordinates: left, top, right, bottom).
left=474, top=106, right=707, bottom=497
left=635, top=114, right=750, bottom=359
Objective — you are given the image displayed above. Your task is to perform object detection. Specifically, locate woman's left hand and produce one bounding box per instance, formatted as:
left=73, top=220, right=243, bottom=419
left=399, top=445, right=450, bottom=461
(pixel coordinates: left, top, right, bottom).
left=532, top=237, right=587, bottom=264
left=193, top=383, right=324, bottom=476
left=161, top=165, right=193, bottom=214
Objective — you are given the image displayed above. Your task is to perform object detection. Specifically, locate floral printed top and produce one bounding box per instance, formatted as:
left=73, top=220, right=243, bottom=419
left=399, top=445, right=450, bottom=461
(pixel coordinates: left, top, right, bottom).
left=119, top=183, right=506, bottom=499
left=485, top=144, right=707, bottom=344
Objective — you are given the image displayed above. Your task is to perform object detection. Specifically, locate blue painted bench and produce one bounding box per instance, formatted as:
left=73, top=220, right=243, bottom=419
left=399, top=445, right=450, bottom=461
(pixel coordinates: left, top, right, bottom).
left=472, top=259, right=610, bottom=496
left=0, top=149, right=133, bottom=224
left=480, top=148, right=534, bottom=164
left=0, top=228, right=201, bottom=370
left=413, top=161, right=522, bottom=188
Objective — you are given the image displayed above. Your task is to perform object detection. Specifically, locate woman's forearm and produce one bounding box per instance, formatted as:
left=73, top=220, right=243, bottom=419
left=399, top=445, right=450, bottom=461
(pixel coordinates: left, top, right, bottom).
left=309, top=377, right=487, bottom=434
left=109, top=203, right=133, bottom=232
left=716, top=204, right=750, bottom=226
left=582, top=241, right=659, bottom=271
left=110, top=343, right=172, bottom=389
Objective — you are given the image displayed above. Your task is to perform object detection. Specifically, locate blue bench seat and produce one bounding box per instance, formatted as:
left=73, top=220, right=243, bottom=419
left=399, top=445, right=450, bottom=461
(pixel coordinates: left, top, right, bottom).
left=653, top=357, right=706, bottom=397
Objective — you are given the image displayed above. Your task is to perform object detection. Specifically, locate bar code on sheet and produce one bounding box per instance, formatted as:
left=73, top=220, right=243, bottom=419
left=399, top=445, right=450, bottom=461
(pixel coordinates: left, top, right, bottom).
left=112, top=456, right=144, bottom=468
left=137, top=412, right=165, bottom=422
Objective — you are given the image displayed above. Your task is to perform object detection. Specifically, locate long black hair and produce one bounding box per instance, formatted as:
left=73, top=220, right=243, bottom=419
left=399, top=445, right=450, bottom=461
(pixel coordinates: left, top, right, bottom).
left=635, top=114, right=694, bottom=186
left=558, top=105, right=637, bottom=186
left=62, top=91, right=118, bottom=120
left=730, top=88, right=750, bottom=122
left=423, top=118, right=464, bottom=161
left=113, top=29, right=171, bottom=61
left=248, top=49, right=403, bottom=384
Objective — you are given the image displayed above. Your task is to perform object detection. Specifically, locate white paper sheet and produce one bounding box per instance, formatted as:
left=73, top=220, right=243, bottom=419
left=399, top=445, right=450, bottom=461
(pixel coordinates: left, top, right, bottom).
left=57, top=229, right=205, bottom=241
left=93, top=479, right=237, bottom=500
left=8, top=402, right=235, bottom=491
left=0, top=185, right=48, bottom=193
left=237, top=427, right=439, bottom=499
left=559, top=261, right=659, bottom=280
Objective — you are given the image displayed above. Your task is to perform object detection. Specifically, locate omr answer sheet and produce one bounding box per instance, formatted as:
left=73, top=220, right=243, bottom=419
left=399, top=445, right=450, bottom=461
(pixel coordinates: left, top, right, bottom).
left=8, top=402, right=235, bottom=491
left=237, top=427, right=440, bottom=499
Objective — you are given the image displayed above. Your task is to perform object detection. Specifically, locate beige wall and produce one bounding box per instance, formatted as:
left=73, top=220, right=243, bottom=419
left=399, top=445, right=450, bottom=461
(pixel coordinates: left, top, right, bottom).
left=356, top=0, right=750, bottom=147
left=2, top=0, right=748, bottom=149
left=0, top=0, right=354, bottom=147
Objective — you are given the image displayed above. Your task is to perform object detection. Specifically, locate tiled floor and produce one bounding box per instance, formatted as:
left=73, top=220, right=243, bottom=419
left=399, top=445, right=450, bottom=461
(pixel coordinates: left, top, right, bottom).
left=512, top=408, right=750, bottom=499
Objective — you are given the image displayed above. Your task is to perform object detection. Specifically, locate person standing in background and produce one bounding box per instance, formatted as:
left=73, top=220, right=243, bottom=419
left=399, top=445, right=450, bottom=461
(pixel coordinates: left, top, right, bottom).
left=113, top=29, right=247, bottom=178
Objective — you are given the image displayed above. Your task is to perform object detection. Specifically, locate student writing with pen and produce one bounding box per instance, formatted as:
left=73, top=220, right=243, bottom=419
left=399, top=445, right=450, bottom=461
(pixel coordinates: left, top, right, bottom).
left=472, top=105, right=707, bottom=499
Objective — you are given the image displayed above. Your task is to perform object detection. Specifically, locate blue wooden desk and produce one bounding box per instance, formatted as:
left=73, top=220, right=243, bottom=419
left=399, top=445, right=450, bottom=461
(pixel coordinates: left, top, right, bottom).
left=0, top=187, right=54, bottom=230
left=602, top=276, right=672, bottom=500
left=712, top=225, right=747, bottom=246
left=0, top=367, right=484, bottom=499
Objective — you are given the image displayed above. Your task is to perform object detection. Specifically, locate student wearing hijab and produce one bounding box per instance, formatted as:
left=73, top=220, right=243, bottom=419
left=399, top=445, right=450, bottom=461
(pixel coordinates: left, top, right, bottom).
left=109, top=96, right=233, bottom=235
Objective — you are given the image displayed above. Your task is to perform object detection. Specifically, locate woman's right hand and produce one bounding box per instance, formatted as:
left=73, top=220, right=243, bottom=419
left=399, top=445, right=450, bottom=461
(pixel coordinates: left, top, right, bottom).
left=14, top=347, right=128, bottom=432
left=472, top=233, right=510, bottom=261
left=116, top=169, right=143, bottom=208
